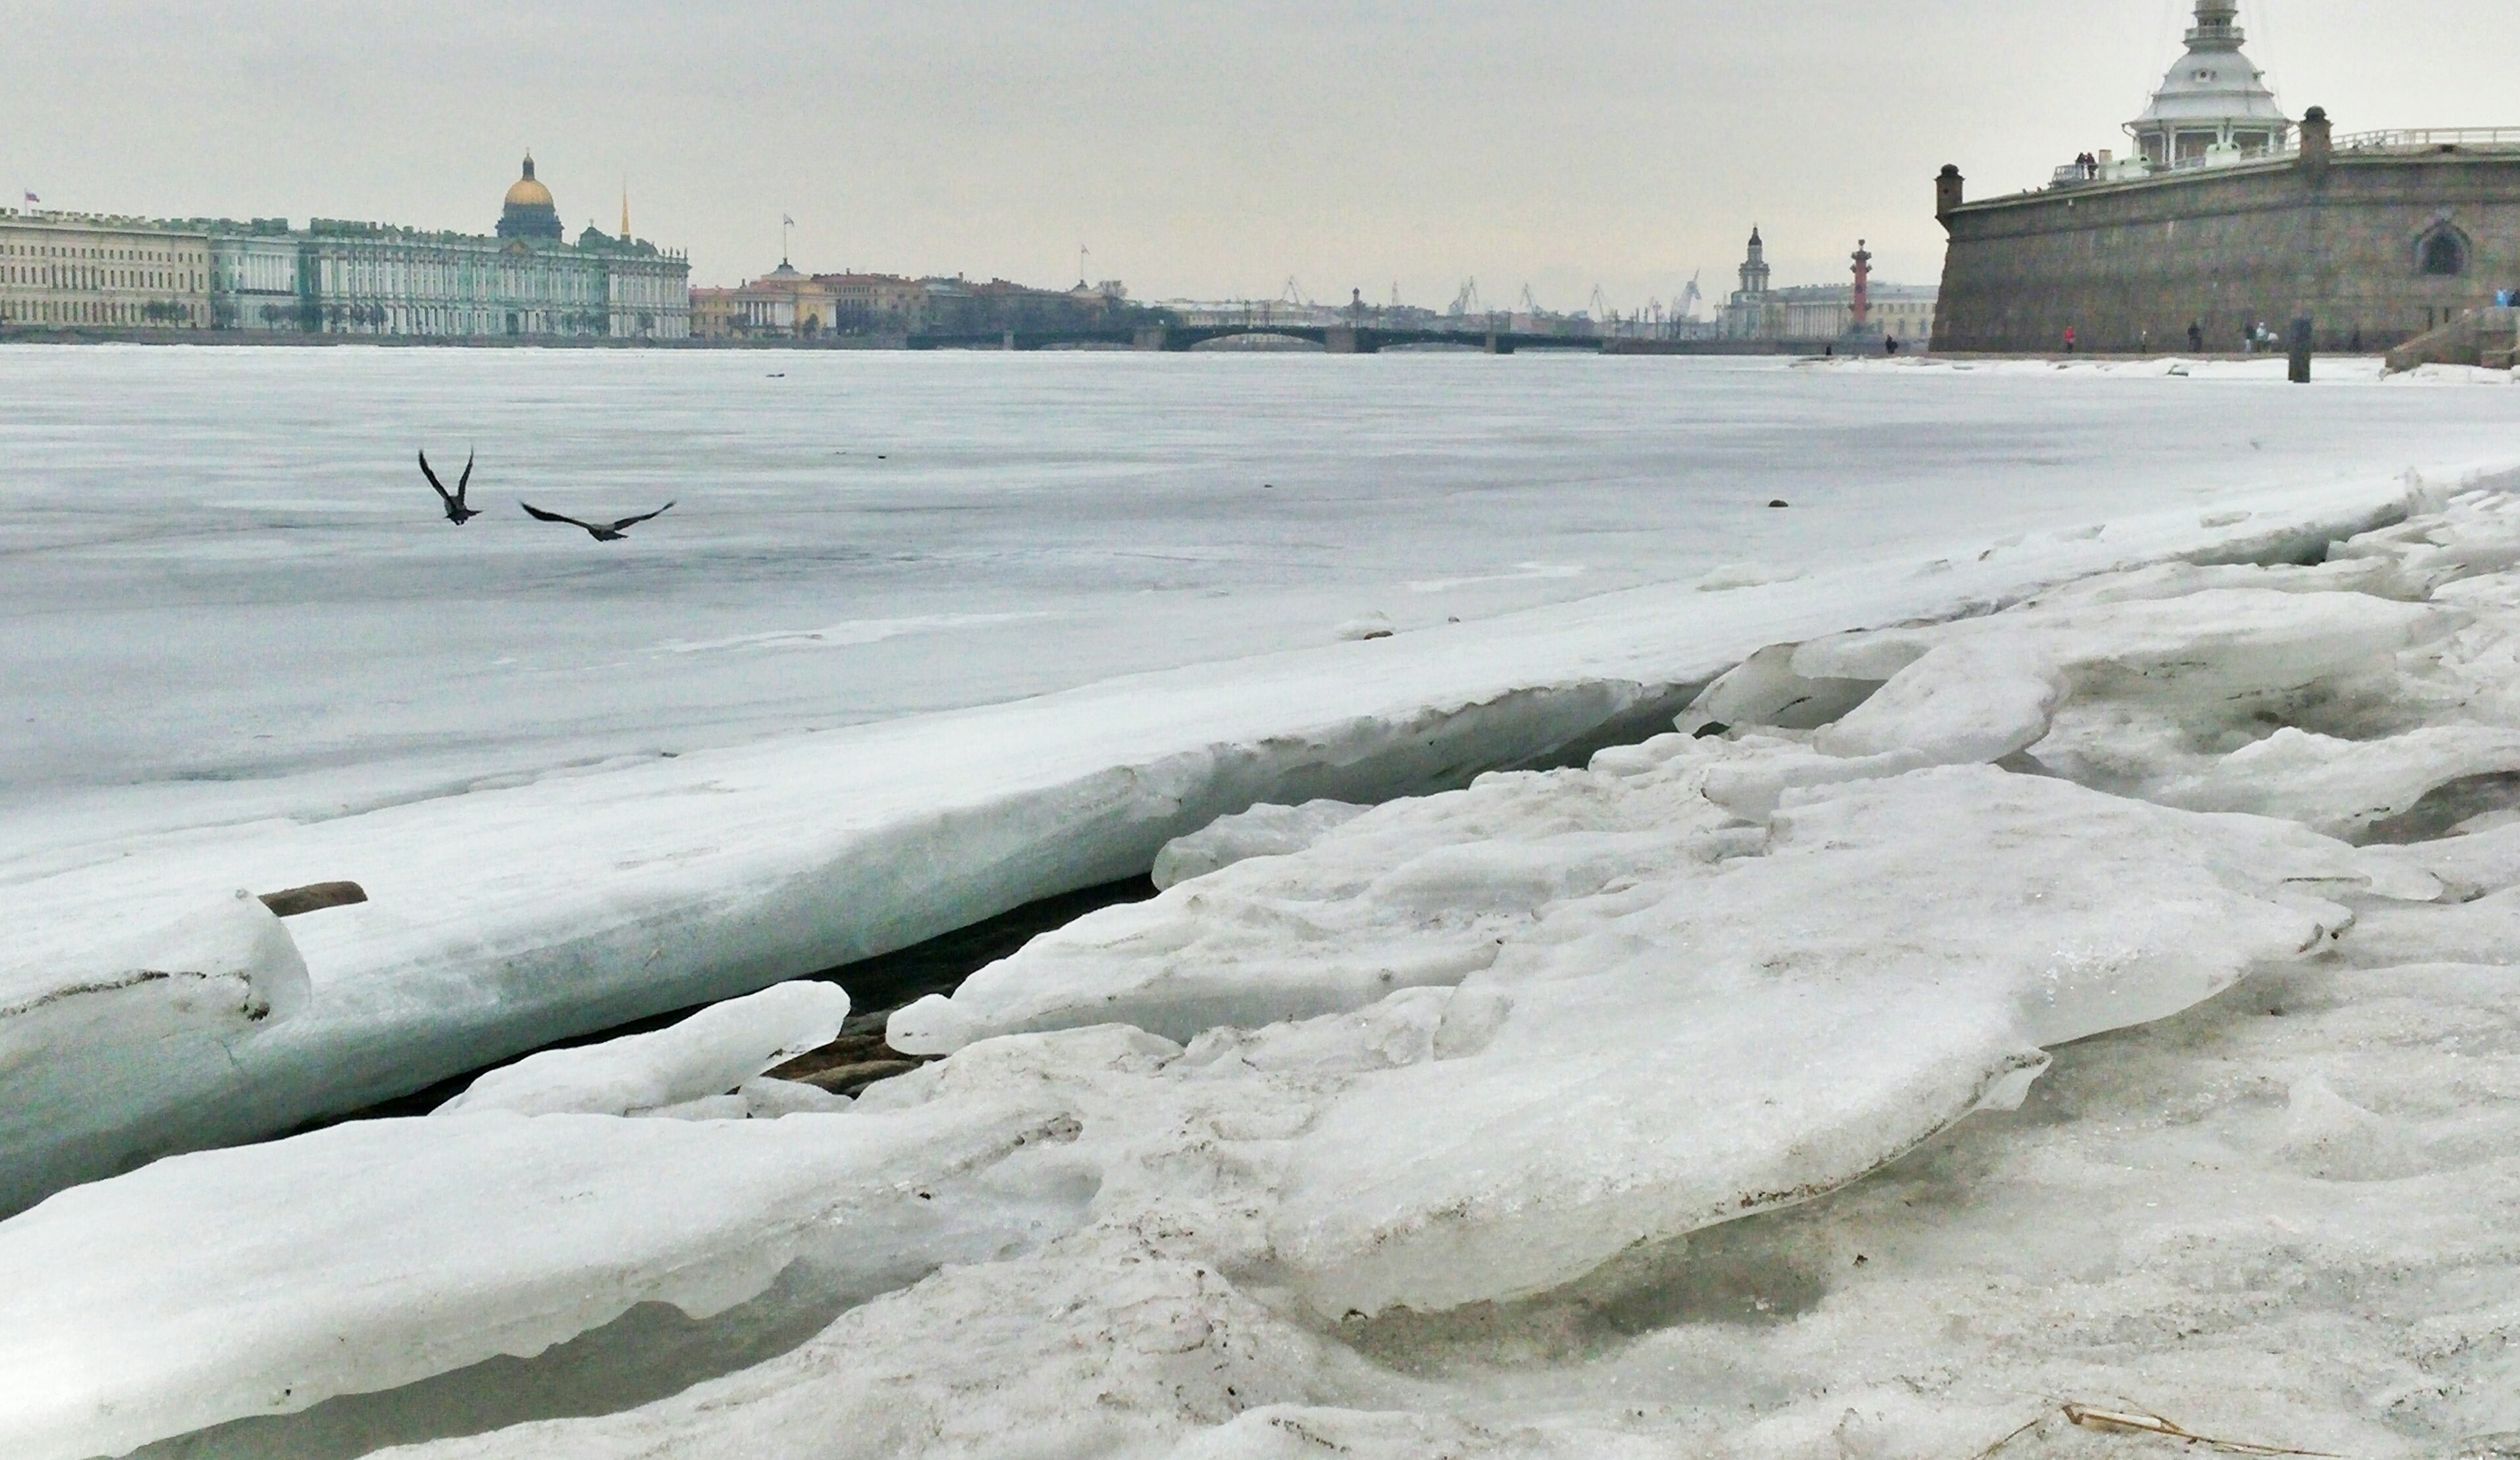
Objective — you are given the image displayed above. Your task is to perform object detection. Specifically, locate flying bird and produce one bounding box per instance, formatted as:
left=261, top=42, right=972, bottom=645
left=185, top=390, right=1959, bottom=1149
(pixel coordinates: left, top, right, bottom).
left=417, top=450, right=480, bottom=523
left=519, top=499, right=676, bottom=542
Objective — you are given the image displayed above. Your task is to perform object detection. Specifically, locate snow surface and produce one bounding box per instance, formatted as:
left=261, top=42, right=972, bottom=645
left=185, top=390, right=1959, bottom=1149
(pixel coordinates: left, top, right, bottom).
left=20, top=482, right=2520, bottom=1458
left=8, top=352, right=2519, bottom=1212
left=13, top=355, right=2520, bottom=1458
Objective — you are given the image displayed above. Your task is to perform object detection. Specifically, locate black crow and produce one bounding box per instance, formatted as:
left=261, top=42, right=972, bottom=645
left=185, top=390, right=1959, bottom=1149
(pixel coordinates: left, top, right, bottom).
left=519, top=500, right=676, bottom=542
left=418, top=450, right=480, bottom=523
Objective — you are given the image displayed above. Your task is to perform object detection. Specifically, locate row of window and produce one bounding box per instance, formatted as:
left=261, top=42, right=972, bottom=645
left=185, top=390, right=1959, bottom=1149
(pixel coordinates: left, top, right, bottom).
left=315, top=262, right=605, bottom=303
left=0, top=300, right=201, bottom=325
left=1, top=240, right=199, bottom=262
left=284, top=305, right=680, bottom=337
left=3, top=265, right=202, bottom=290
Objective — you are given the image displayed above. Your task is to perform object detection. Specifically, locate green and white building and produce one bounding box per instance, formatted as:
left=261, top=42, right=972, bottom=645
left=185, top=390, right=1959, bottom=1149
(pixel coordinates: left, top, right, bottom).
left=5, top=155, right=689, bottom=341
left=205, top=156, right=689, bottom=340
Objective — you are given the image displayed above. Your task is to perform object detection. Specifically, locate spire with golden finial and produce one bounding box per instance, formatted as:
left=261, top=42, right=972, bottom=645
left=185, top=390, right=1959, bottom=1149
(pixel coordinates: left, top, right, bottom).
left=620, top=182, right=631, bottom=242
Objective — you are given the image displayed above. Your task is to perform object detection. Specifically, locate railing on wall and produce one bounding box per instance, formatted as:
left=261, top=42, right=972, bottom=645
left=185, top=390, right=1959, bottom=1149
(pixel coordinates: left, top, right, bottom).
left=2335, top=128, right=2520, bottom=151
left=2159, top=142, right=2295, bottom=174
left=2047, top=126, right=2520, bottom=192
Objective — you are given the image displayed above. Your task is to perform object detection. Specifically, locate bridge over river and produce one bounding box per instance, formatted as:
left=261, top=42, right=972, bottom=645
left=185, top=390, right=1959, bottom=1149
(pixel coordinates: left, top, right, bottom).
left=906, top=321, right=1638, bottom=353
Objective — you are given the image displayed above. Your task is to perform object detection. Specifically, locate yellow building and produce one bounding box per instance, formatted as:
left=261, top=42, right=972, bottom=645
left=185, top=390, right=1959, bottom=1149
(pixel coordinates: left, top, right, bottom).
left=689, top=264, right=932, bottom=339
left=0, top=212, right=211, bottom=329
left=815, top=273, right=928, bottom=332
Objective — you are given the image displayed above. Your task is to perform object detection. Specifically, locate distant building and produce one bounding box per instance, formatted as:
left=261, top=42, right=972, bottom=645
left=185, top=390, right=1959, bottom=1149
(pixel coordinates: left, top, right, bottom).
left=252, top=157, right=688, bottom=339
left=211, top=221, right=305, bottom=332
left=688, top=264, right=932, bottom=339
left=2, top=155, right=689, bottom=340
left=816, top=273, right=929, bottom=334
left=1719, top=226, right=1775, bottom=338
left=686, top=286, right=752, bottom=338
left=916, top=276, right=1138, bottom=338
left=0, top=213, right=211, bottom=329
left=689, top=262, right=836, bottom=338
left=690, top=265, right=1149, bottom=342
left=1935, top=0, right=2520, bottom=352
left=1722, top=228, right=1936, bottom=344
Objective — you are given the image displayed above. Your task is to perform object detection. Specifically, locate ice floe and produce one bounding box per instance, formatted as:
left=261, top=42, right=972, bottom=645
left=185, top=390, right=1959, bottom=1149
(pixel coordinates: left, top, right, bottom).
left=436, top=981, right=851, bottom=1118
left=0, top=894, right=309, bottom=1222
left=1149, top=799, right=1370, bottom=891
left=0, top=1096, right=1087, bottom=1460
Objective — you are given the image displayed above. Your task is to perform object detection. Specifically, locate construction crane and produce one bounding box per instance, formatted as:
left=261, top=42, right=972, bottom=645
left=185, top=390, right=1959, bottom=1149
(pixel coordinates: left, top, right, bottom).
left=1449, top=278, right=1484, bottom=317
left=1675, top=271, right=1705, bottom=321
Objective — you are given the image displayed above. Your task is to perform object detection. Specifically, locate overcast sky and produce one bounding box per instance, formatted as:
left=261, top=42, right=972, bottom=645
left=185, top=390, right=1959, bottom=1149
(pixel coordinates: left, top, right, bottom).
left=7, top=1, right=2517, bottom=312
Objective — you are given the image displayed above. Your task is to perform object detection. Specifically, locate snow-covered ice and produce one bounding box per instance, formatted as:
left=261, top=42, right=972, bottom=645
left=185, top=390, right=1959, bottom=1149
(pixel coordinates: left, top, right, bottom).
left=0, top=1096, right=1089, bottom=1460
left=0, top=893, right=311, bottom=1216
left=1149, top=798, right=1369, bottom=890
left=434, top=981, right=851, bottom=1118
left=11, top=353, right=2520, bottom=1458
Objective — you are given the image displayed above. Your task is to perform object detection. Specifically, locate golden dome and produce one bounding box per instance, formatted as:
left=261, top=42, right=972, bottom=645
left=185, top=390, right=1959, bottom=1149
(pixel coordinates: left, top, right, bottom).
left=504, top=155, right=554, bottom=210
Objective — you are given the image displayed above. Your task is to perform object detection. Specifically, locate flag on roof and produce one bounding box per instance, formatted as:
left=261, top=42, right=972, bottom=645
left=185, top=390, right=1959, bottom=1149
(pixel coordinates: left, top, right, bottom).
left=781, top=214, right=796, bottom=226
left=22, top=192, right=36, bottom=205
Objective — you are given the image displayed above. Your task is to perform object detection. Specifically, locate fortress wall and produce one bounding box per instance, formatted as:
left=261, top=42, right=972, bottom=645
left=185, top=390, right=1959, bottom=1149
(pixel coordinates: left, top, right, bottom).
left=1934, top=152, right=2520, bottom=353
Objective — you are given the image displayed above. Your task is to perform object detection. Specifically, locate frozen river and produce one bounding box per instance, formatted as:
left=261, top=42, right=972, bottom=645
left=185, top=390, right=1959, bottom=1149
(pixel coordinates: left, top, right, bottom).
left=6, top=345, right=2518, bottom=816
left=16, top=349, right=2520, bottom=1460
left=11, top=340, right=2520, bottom=1455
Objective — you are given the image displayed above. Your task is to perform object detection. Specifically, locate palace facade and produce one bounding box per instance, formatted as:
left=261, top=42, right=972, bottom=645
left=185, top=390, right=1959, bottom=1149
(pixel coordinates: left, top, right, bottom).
left=0, top=217, right=211, bottom=329
left=0, top=156, right=688, bottom=341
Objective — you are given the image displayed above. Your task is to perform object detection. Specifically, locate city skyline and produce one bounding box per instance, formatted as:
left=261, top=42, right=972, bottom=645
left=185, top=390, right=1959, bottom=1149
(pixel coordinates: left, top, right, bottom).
left=8, top=1, right=2520, bottom=311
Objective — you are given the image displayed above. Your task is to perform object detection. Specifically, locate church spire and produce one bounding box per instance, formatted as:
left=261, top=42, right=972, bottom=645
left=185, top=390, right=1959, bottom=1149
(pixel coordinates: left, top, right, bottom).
left=2188, top=0, right=2243, bottom=48
left=1739, top=226, right=1771, bottom=297
left=620, top=182, right=631, bottom=242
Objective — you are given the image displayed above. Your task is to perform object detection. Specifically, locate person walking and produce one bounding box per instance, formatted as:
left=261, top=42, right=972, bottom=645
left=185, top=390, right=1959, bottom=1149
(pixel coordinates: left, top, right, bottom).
left=2063, top=326, right=2078, bottom=355
left=2188, top=321, right=2204, bottom=353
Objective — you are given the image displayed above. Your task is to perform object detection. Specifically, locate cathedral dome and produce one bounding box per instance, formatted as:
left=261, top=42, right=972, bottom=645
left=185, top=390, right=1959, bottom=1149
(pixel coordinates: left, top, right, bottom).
left=496, top=155, right=564, bottom=243
left=505, top=171, right=554, bottom=211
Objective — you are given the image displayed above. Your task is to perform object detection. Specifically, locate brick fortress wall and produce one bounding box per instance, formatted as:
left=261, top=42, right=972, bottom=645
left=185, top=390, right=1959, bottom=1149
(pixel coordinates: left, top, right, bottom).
left=1933, top=129, right=2520, bottom=353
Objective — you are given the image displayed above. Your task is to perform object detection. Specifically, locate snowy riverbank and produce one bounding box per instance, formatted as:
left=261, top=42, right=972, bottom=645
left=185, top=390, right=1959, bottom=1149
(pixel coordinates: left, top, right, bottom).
left=10, top=354, right=2520, bottom=1457
left=10, top=472, right=2520, bottom=1458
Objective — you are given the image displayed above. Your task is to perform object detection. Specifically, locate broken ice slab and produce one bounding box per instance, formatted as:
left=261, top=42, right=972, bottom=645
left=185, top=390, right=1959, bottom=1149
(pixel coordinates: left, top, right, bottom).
left=0, top=895, right=311, bottom=1215
left=0, top=1097, right=1085, bottom=1460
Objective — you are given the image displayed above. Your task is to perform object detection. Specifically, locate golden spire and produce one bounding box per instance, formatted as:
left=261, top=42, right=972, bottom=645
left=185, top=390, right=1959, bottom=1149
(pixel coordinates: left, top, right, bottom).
left=620, top=182, right=631, bottom=242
